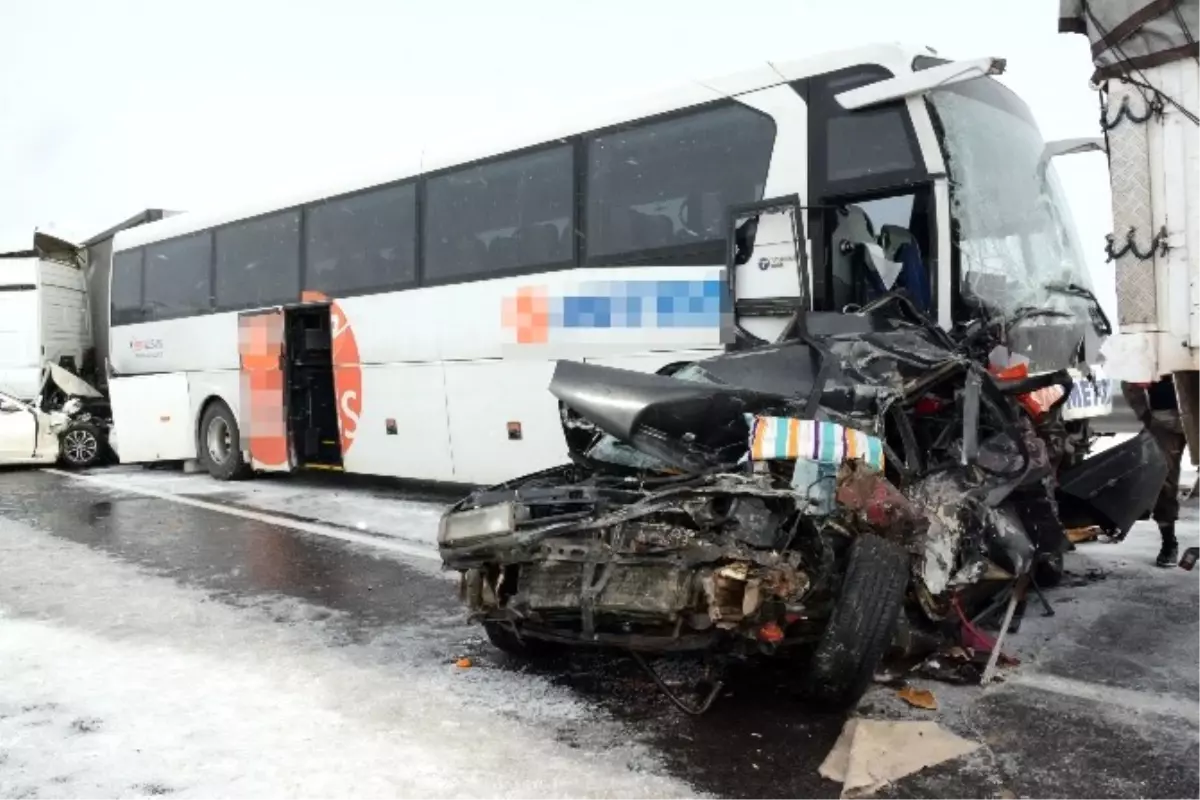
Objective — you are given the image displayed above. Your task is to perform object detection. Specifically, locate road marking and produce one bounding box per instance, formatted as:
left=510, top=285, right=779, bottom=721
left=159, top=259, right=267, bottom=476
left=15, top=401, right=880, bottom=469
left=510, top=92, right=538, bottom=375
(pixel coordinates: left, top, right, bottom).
left=43, top=468, right=445, bottom=567
left=1001, top=672, right=1200, bottom=727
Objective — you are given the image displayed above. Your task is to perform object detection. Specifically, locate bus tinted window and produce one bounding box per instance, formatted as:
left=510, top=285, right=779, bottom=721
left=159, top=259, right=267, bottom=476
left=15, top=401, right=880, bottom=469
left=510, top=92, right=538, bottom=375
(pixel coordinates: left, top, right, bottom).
left=585, top=105, right=775, bottom=264
left=111, top=249, right=143, bottom=325
left=806, top=67, right=924, bottom=191
left=215, top=211, right=301, bottom=310
left=827, top=109, right=918, bottom=182
left=144, top=233, right=213, bottom=318
left=424, top=146, right=573, bottom=282
left=305, top=183, right=417, bottom=296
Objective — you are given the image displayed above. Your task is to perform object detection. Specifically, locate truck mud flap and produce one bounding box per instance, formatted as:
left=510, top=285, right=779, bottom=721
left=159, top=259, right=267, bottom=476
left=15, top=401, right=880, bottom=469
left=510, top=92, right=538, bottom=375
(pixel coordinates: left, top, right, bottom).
left=1055, top=430, right=1169, bottom=535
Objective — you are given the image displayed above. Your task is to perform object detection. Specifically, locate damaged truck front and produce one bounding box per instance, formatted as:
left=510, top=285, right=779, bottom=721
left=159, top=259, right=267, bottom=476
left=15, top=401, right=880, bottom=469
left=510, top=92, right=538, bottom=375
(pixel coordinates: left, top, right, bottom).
left=439, top=298, right=1168, bottom=708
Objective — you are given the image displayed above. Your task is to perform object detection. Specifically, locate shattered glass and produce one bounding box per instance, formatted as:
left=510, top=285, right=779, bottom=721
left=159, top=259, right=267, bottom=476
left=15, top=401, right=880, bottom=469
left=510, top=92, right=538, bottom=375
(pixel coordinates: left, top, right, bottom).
left=930, top=84, right=1094, bottom=369
left=586, top=435, right=669, bottom=470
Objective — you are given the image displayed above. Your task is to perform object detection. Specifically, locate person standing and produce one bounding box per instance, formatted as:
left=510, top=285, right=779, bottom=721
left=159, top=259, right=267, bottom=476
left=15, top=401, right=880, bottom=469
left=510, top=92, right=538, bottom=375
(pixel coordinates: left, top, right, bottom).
left=1122, top=375, right=1187, bottom=567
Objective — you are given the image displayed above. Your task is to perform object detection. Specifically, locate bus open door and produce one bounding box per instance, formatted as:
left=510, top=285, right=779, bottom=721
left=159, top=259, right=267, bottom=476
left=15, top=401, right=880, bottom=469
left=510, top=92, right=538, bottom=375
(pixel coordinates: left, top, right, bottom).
left=725, top=195, right=809, bottom=350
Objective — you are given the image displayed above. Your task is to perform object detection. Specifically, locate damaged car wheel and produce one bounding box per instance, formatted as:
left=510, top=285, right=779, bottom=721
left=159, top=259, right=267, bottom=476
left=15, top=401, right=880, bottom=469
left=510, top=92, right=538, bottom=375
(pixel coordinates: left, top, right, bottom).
left=59, top=421, right=105, bottom=469
left=803, top=534, right=909, bottom=709
left=483, top=622, right=561, bottom=659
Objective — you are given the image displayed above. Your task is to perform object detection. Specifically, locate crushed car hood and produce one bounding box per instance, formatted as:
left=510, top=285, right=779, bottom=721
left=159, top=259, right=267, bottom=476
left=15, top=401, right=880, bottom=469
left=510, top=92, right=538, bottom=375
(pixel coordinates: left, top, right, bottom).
left=44, top=362, right=102, bottom=399
left=550, top=312, right=972, bottom=473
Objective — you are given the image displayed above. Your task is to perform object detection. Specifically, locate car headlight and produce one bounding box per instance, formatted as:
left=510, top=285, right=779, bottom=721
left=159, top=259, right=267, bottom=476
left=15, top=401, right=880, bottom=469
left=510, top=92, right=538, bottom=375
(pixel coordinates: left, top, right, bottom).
left=438, top=502, right=516, bottom=546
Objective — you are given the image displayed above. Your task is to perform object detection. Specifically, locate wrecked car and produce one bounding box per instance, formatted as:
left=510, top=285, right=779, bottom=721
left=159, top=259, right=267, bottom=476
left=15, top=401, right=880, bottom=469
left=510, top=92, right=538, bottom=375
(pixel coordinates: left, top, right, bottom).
left=0, top=362, right=111, bottom=469
left=439, top=295, right=1167, bottom=709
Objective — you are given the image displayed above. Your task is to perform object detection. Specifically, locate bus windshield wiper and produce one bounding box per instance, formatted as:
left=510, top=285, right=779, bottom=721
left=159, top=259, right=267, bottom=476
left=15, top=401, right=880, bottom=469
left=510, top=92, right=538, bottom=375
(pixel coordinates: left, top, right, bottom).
left=1043, top=282, right=1113, bottom=337
left=1004, top=305, right=1074, bottom=325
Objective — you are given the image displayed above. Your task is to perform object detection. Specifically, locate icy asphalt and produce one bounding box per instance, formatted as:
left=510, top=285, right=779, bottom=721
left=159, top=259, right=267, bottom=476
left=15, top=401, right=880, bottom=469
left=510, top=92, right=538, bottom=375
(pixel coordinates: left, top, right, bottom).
left=0, top=456, right=1196, bottom=798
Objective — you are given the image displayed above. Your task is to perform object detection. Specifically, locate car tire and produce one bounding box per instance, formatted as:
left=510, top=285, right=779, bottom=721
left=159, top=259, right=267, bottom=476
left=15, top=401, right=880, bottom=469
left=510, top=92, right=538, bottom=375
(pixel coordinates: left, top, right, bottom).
left=803, top=534, right=909, bottom=709
left=197, top=401, right=252, bottom=481
left=59, top=422, right=105, bottom=469
left=483, top=621, right=560, bottom=659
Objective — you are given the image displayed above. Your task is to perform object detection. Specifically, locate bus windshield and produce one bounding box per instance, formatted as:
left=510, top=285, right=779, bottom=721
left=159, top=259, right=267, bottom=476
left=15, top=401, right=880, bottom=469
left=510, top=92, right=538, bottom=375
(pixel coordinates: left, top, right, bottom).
left=929, top=78, right=1097, bottom=349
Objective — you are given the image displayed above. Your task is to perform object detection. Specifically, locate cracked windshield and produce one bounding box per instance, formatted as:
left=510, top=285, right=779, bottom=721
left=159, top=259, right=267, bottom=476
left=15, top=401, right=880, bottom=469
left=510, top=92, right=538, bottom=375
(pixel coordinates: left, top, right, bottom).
left=931, top=81, right=1098, bottom=349
left=0, top=1, right=1196, bottom=799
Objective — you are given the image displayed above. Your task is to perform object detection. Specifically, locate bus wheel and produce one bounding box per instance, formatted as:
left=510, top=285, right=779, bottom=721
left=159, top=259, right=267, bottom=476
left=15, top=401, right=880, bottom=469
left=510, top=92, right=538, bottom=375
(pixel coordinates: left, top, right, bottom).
left=198, top=401, right=251, bottom=481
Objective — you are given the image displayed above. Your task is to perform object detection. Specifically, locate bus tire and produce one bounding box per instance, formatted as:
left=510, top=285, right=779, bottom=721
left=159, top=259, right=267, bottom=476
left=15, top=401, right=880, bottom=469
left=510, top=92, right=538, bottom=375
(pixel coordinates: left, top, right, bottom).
left=198, top=401, right=251, bottom=481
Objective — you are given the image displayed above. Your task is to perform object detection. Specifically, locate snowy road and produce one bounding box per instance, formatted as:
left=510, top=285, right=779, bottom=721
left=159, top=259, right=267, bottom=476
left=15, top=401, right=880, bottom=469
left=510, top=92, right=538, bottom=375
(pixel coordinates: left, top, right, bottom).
left=0, top=465, right=1196, bottom=798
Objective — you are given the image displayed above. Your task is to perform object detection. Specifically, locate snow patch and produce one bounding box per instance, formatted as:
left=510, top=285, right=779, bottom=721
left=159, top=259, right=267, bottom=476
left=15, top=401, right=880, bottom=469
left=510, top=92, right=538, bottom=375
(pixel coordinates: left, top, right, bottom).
left=0, top=518, right=695, bottom=799
left=80, top=466, right=450, bottom=549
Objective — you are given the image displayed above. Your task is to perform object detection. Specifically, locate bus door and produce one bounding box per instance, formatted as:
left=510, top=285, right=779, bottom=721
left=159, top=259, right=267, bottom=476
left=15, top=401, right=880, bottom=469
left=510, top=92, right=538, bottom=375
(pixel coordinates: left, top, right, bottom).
left=237, top=309, right=292, bottom=472
left=725, top=196, right=809, bottom=348
left=282, top=303, right=342, bottom=471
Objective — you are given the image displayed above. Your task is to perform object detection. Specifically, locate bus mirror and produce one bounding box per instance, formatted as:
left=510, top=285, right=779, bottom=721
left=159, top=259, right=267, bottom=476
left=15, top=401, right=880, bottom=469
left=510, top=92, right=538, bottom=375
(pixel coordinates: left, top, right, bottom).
left=1037, top=137, right=1106, bottom=178
left=834, top=57, right=1006, bottom=111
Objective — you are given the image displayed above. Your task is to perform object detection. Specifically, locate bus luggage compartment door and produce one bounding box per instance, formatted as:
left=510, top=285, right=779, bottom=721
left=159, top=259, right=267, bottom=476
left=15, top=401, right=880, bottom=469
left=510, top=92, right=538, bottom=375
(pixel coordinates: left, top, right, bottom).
left=108, top=373, right=194, bottom=463
left=238, top=309, right=292, bottom=472
left=726, top=196, right=808, bottom=347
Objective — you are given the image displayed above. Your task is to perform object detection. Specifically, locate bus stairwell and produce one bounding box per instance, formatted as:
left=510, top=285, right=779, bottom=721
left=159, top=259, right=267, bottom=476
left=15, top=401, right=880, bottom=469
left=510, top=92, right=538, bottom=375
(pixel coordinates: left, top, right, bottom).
left=284, top=305, right=342, bottom=470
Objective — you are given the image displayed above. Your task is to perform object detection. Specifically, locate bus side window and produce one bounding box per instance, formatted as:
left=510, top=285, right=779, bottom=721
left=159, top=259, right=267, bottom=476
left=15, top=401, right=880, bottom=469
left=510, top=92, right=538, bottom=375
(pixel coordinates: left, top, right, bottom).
left=584, top=104, right=775, bottom=267
left=111, top=249, right=145, bottom=325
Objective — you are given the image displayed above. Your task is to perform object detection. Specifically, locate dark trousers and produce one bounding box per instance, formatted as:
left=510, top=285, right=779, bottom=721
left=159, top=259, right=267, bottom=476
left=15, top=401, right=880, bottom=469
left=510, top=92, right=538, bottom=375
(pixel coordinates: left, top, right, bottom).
left=1150, top=420, right=1187, bottom=531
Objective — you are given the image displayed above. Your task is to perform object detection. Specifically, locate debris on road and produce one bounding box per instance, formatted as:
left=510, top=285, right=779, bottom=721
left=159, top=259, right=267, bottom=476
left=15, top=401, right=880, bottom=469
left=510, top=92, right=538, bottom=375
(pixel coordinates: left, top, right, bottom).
left=1180, top=547, right=1199, bottom=571
left=818, top=718, right=981, bottom=797
left=896, top=686, right=938, bottom=710
left=1066, top=526, right=1102, bottom=544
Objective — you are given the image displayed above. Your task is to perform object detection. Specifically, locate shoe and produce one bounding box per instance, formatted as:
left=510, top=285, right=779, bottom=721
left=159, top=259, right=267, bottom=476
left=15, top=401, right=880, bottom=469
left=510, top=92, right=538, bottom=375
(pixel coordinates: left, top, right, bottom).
left=1156, top=540, right=1179, bottom=568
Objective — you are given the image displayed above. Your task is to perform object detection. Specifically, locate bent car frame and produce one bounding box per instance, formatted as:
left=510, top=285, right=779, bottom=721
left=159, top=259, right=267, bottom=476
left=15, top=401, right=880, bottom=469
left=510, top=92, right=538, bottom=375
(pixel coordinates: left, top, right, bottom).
left=439, top=294, right=1166, bottom=710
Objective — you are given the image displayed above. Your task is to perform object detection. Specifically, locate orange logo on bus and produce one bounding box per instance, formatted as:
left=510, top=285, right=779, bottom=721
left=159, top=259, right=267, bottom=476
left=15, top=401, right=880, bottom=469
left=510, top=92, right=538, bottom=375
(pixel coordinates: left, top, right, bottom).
left=302, top=291, right=362, bottom=455
left=501, top=285, right=550, bottom=344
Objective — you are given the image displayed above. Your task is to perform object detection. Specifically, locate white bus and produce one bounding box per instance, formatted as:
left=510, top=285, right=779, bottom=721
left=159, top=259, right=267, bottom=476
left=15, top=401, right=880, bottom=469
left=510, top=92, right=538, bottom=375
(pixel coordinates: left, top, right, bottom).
left=106, top=43, right=1112, bottom=486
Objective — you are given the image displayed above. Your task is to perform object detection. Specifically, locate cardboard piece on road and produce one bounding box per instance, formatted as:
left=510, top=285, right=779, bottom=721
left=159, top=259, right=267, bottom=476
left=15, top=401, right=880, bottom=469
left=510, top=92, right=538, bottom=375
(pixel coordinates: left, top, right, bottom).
left=1066, top=526, right=1102, bottom=544
left=818, top=718, right=981, bottom=798
left=896, top=686, right=938, bottom=710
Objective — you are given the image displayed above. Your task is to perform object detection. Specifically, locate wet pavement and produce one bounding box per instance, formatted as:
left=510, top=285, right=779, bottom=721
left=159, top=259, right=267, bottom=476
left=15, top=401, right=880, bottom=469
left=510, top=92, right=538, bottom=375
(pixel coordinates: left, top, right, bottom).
left=1, top=466, right=1197, bottom=798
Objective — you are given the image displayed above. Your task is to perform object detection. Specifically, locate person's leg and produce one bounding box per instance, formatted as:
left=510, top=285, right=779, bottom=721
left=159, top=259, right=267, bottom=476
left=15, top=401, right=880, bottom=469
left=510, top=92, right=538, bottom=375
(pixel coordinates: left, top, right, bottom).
left=1151, top=424, right=1186, bottom=566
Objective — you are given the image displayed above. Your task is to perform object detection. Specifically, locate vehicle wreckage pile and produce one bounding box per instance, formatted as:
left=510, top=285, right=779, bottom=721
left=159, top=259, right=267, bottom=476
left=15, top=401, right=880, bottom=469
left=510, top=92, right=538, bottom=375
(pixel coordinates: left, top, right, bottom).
left=438, top=296, right=1167, bottom=710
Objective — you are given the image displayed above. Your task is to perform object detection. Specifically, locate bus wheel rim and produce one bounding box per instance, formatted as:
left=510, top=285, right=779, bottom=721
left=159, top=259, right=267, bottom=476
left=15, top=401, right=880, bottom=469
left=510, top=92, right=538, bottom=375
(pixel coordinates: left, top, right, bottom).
left=207, top=418, right=231, bottom=464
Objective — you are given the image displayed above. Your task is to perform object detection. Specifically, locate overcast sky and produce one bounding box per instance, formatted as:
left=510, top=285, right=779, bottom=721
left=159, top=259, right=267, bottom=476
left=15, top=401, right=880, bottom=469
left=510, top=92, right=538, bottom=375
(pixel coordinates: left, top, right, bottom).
left=0, top=0, right=1115, bottom=315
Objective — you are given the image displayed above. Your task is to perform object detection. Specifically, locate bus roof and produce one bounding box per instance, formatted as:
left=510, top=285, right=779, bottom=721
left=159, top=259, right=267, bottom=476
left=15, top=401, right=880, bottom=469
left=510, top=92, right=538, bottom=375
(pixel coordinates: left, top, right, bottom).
left=112, top=42, right=930, bottom=253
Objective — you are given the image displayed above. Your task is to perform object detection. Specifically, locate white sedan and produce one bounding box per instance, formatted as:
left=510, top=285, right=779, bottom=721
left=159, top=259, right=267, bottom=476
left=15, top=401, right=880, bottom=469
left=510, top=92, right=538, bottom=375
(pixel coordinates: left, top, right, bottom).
left=0, top=364, right=110, bottom=468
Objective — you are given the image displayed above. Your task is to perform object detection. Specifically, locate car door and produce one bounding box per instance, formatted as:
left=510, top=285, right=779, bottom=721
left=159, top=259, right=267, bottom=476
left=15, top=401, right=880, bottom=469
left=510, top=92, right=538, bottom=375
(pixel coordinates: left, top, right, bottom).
left=0, top=392, right=42, bottom=463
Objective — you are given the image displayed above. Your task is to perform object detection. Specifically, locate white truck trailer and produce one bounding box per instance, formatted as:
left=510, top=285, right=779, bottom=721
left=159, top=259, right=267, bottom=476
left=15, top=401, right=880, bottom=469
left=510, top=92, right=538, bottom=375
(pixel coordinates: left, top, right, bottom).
left=0, top=232, right=93, bottom=402
left=1059, top=0, right=1200, bottom=461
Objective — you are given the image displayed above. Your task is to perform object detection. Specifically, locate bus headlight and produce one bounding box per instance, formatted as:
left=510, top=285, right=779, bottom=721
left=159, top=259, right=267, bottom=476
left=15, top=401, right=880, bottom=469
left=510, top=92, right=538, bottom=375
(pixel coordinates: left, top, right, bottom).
left=438, top=502, right=516, bottom=546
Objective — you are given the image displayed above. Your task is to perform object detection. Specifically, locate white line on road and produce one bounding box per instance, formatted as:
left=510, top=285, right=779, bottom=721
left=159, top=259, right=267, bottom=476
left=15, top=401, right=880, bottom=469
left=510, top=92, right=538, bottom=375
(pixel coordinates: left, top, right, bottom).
left=1001, top=671, right=1200, bottom=727
left=43, top=468, right=445, bottom=567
